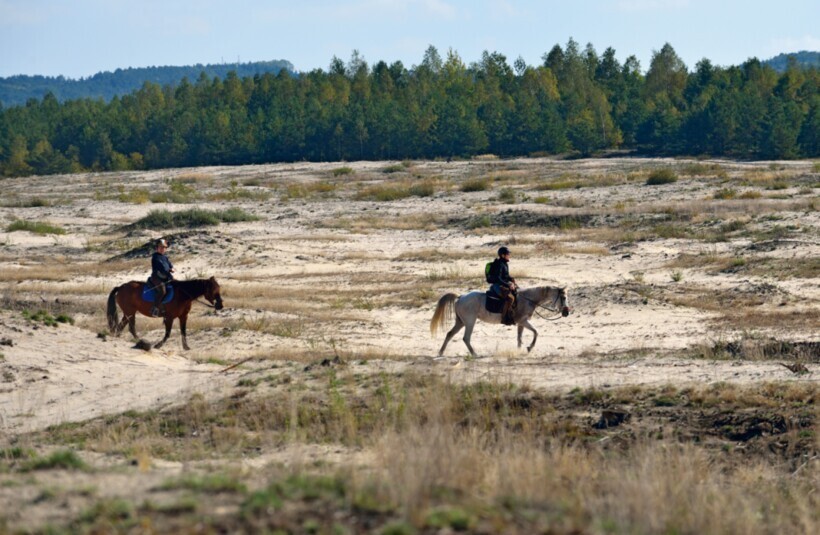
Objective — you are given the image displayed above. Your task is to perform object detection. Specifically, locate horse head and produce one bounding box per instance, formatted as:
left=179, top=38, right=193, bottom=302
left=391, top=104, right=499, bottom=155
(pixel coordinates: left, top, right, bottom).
left=558, top=287, right=570, bottom=317
left=205, top=276, right=224, bottom=311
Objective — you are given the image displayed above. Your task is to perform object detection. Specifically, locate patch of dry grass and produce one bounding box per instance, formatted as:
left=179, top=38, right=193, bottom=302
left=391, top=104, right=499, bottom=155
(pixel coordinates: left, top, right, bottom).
left=8, top=376, right=814, bottom=534
left=315, top=213, right=443, bottom=231
left=0, top=260, right=144, bottom=283
left=281, top=181, right=338, bottom=200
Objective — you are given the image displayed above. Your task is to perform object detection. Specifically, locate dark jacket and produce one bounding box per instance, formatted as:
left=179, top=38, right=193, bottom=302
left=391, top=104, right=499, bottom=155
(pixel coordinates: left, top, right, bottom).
left=151, top=252, right=174, bottom=282
left=488, top=258, right=514, bottom=287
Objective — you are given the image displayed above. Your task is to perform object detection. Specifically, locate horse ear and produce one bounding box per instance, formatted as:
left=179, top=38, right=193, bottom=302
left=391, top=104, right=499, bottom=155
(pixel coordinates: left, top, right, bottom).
left=209, top=276, right=215, bottom=282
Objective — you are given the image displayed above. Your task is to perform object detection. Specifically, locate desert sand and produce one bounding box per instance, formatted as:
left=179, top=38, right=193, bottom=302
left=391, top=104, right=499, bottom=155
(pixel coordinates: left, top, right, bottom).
left=1, top=157, right=816, bottom=436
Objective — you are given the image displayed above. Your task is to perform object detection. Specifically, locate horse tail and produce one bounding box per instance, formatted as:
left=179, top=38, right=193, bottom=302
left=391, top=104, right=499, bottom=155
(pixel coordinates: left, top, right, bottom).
left=107, top=286, right=120, bottom=333
left=430, top=293, right=458, bottom=337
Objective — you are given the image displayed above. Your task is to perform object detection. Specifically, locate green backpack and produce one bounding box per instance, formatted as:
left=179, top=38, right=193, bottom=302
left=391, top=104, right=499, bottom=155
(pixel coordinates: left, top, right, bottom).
left=485, top=261, right=496, bottom=283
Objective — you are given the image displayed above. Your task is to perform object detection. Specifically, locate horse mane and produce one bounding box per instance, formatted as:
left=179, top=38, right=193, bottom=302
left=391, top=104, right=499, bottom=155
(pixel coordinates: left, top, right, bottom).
left=174, top=278, right=209, bottom=299
left=520, top=285, right=557, bottom=302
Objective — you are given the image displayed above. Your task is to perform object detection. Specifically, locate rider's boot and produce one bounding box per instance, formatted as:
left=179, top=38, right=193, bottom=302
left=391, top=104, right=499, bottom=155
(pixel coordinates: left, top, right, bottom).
left=501, top=298, right=515, bottom=326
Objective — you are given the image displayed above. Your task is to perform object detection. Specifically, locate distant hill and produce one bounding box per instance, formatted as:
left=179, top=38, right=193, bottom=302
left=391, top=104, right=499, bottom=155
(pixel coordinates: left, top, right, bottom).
left=0, top=59, right=296, bottom=107
left=762, top=51, right=819, bottom=72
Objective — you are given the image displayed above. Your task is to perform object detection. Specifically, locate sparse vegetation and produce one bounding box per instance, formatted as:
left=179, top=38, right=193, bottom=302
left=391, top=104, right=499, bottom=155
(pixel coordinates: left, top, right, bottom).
left=645, top=168, right=678, bottom=185
left=8, top=376, right=814, bottom=534
left=1, top=157, right=817, bottom=534
left=355, top=180, right=435, bottom=201
left=460, top=178, right=490, bottom=192
left=6, top=220, right=66, bottom=235
left=332, top=166, right=354, bottom=176
left=128, top=208, right=258, bottom=229
left=22, top=309, right=73, bottom=327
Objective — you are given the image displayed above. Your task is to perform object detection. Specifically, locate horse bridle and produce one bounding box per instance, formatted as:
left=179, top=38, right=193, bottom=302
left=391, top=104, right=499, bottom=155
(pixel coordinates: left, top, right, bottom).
left=176, top=282, right=221, bottom=309
left=522, top=290, right=567, bottom=321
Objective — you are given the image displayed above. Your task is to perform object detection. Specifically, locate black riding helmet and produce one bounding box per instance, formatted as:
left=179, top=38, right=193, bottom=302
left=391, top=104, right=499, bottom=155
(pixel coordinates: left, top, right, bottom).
left=498, top=246, right=510, bottom=257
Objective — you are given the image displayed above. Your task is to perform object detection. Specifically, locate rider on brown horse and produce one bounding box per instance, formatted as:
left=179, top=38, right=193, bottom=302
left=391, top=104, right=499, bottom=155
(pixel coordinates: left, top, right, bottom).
left=488, top=246, right=517, bottom=325
left=150, top=238, right=175, bottom=317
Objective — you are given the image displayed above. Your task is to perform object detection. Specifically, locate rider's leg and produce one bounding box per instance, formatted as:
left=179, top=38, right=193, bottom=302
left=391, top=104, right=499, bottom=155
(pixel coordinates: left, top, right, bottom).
left=152, top=280, right=166, bottom=317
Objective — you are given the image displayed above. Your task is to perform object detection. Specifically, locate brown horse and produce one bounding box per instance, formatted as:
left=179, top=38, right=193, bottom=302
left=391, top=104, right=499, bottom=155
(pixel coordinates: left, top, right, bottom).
left=107, top=277, right=224, bottom=350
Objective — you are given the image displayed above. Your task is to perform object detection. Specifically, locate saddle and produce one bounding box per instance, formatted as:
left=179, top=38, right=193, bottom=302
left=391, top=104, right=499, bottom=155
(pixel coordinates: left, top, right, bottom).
left=141, top=279, right=174, bottom=304
left=484, top=293, right=504, bottom=314
left=486, top=287, right=517, bottom=324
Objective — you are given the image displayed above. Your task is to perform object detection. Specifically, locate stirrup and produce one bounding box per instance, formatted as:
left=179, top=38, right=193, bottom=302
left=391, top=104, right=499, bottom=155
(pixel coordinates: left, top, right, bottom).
left=151, top=306, right=161, bottom=318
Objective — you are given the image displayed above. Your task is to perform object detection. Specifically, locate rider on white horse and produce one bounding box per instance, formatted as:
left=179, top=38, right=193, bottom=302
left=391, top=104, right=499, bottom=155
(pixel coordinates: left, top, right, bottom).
left=488, top=246, right=517, bottom=325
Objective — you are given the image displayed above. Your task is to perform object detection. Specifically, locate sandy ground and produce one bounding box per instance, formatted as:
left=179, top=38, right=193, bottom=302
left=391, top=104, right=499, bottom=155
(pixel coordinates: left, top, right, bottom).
left=0, top=157, right=817, bottom=434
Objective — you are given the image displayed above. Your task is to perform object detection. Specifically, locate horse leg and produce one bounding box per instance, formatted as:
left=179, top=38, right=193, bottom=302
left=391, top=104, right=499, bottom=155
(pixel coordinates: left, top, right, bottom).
left=128, top=315, right=137, bottom=339
left=114, top=315, right=129, bottom=337
left=155, top=317, right=174, bottom=349
left=438, top=316, right=464, bottom=357
left=462, top=320, right=478, bottom=358
left=521, top=320, right=538, bottom=353
left=180, top=313, right=190, bottom=351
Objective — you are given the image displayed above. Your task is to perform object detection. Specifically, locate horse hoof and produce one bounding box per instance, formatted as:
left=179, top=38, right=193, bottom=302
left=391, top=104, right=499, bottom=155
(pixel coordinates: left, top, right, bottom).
left=183, top=345, right=191, bottom=351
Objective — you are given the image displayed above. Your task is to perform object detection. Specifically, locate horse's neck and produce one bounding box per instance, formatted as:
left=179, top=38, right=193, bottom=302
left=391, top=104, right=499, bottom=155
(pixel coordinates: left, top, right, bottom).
left=523, top=286, right=556, bottom=305
left=177, top=279, right=206, bottom=299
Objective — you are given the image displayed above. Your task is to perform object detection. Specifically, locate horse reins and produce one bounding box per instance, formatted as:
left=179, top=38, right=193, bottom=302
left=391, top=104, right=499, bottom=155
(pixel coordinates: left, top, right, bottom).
left=521, top=292, right=566, bottom=321
left=175, top=282, right=218, bottom=309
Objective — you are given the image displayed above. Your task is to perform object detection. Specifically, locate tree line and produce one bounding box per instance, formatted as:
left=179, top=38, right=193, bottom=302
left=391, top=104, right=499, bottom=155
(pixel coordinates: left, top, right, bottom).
left=1, top=41, right=817, bottom=178
left=0, top=60, right=295, bottom=107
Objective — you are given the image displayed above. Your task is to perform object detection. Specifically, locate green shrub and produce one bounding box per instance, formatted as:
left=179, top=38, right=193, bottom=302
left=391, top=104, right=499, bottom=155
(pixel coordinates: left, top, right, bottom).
left=408, top=181, right=435, bottom=197
left=332, top=166, right=354, bottom=176
left=55, top=314, right=74, bottom=325
left=25, top=449, right=88, bottom=471
left=460, top=178, right=490, bottom=192
left=23, top=309, right=60, bottom=327
left=6, top=220, right=66, bottom=235
left=1, top=447, right=34, bottom=460
left=129, top=208, right=257, bottom=229
left=767, top=182, right=789, bottom=190
left=679, top=163, right=727, bottom=178
left=713, top=188, right=737, bottom=199
left=159, top=473, right=246, bottom=494
left=355, top=185, right=412, bottom=202
left=646, top=168, right=678, bottom=185
left=78, top=499, right=133, bottom=525
left=18, top=197, right=50, bottom=207
left=382, top=164, right=405, bottom=174
left=118, top=188, right=150, bottom=204
left=425, top=507, right=474, bottom=531
left=285, top=181, right=337, bottom=199
left=536, top=180, right=580, bottom=190
left=219, top=207, right=259, bottom=223
left=466, top=215, right=492, bottom=229
left=497, top=188, right=517, bottom=203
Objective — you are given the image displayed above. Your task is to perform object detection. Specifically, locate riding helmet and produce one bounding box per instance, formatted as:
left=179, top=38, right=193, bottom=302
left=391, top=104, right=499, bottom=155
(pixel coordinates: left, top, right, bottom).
left=498, top=246, right=510, bottom=256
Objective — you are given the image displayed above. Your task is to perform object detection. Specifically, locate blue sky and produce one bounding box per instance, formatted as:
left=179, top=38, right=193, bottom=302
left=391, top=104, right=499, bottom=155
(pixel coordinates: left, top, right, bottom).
left=1, top=0, right=818, bottom=78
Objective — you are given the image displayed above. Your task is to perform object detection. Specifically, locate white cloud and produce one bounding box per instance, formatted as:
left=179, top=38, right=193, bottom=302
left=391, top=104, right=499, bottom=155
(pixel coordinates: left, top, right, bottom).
left=616, top=0, right=689, bottom=11
left=768, top=35, right=820, bottom=55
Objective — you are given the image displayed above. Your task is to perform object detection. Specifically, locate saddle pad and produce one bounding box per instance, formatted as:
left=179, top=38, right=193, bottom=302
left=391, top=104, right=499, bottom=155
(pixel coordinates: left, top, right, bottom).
left=141, top=282, right=174, bottom=304
left=484, top=294, right=504, bottom=314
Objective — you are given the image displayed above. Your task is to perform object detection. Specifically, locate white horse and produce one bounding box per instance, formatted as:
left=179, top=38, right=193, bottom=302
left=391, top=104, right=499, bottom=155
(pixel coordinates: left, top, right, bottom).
left=430, top=286, right=570, bottom=358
